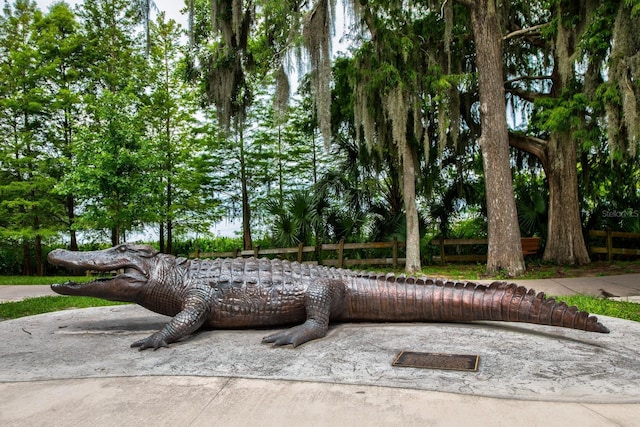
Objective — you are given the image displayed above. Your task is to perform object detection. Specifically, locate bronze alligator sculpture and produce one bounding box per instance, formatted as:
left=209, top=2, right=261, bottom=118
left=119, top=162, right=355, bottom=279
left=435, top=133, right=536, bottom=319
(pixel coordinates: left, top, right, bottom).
left=48, top=243, right=609, bottom=350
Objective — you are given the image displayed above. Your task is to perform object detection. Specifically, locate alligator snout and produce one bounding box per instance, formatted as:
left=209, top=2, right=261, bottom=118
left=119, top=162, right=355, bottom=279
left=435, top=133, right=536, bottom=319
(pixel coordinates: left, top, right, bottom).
left=47, top=249, right=66, bottom=263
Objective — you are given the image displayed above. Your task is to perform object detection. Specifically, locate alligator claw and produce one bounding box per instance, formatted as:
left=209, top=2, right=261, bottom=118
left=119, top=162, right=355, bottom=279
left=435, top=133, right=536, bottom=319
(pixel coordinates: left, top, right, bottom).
left=262, top=320, right=327, bottom=347
left=131, top=333, right=170, bottom=351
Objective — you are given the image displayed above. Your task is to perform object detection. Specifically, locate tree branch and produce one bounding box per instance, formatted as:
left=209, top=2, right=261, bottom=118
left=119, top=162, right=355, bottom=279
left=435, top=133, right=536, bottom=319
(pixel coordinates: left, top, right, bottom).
left=509, top=132, right=548, bottom=167
left=506, top=86, right=552, bottom=103
left=505, top=75, right=552, bottom=85
left=503, top=23, right=548, bottom=41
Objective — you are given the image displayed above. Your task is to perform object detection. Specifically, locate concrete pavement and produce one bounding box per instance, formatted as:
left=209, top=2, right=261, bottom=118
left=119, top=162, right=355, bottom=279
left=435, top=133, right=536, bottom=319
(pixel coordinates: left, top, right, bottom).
left=0, top=284, right=59, bottom=302
left=1, top=274, right=640, bottom=426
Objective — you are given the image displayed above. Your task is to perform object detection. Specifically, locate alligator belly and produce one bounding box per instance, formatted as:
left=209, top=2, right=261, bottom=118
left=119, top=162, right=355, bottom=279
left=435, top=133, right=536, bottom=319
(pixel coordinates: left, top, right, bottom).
left=207, top=302, right=307, bottom=329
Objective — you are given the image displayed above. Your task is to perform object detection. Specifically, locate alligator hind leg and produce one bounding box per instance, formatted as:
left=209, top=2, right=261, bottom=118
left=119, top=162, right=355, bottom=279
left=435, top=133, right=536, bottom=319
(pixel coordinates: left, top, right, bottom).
left=262, top=280, right=341, bottom=347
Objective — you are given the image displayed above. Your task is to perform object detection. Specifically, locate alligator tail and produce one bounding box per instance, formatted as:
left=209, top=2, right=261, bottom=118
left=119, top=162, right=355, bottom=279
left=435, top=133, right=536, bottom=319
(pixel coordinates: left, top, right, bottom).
left=347, top=276, right=609, bottom=333
left=436, top=280, right=610, bottom=333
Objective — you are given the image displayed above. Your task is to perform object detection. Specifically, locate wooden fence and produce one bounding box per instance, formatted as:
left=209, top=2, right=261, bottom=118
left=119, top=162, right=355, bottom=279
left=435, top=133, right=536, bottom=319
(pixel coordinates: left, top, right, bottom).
left=187, top=229, right=640, bottom=268
left=189, top=238, right=406, bottom=268
left=429, top=230, right=640, bottom=264
left=588, top=229, right=640, bottom=261
left=429, top=237, right=542, bottom=265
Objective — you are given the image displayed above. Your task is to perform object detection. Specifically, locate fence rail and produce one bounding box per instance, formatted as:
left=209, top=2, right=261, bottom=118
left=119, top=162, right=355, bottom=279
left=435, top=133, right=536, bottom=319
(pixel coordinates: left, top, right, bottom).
left=588, top=229, right=640, bottom=261
left=189, top=238, right=406, bottom=268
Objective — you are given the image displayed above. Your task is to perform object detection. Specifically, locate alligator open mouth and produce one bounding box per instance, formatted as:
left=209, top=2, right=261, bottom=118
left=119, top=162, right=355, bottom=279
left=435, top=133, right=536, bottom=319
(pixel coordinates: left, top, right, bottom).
left=47, top=245, right=158, bottom=300
left=52, top=267, right=147, bottom=289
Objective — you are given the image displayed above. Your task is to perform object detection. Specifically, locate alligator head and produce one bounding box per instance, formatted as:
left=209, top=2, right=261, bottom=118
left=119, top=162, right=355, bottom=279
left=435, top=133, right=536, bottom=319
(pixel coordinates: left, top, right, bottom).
left=48, top=244, right=162, bottom=302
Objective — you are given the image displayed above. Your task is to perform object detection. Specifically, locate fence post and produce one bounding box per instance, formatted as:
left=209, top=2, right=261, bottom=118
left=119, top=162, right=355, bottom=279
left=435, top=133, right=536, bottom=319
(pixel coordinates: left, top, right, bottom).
left=297, top=242, right=304, bottom=263
left=606, top=227, right=613, bottom=263
left=233, top=248, right=240, bottom=258
left=194, top=247, right=200, bottom=258
left=253, top=245, right=260, bottom=258
left=392, top=236, right=398, bottom=269
left=439, top=236, right=445, bottom=265
left=338, top=238, right=345, bottom=268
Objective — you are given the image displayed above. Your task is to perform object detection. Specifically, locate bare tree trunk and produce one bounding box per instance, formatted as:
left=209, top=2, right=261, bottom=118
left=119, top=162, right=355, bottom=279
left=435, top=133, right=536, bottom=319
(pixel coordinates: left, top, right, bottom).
left=159, top=222, right=165, bottom=253
left=167, top=218, right=173, bottom=254
left=467, top=0, right=525, bottom=276
left=543, top=132, right=590, bottom=264
left=401, top=141, right=421, bottom=273
left=111, top=226, right=119, bottom=246
left=510, top=131, right=591, bottom=265
left=166, top=176, right=173, bottom=254
left=33, top=213, right=43, bottom=275
left=239, top=125, right=252, bottom=250
left=35, top=234, right=43, bottom=276
left=66, top=195, right=78, bottom=251
left=22, top=241, right=32, bottom=276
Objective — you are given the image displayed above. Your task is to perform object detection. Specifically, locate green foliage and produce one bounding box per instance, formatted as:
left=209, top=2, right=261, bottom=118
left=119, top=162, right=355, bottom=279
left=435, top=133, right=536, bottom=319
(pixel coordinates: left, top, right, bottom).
left=623, top=0, right=640, bottom=17
left=265, top=190, right=324, bottom=247
left=61, top=91, right=154, bottom=241
left=578, top=1, right=616, bottom=60
left=0, top=243, right=22, bottom=275
left=142, top=13, right=222, bottom=251
left=514, top=174, right=548, bottom=237
left=0, top=1, right=67, bottom=274
left=532, top=91, right=589, bottom=133
left=171, top=236, right=244, bottom=256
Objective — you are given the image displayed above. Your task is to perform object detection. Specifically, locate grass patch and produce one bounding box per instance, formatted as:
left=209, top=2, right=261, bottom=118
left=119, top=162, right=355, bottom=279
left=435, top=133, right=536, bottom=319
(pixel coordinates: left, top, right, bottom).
left=555, top=295, right=640, bottom=322
left=0, top=276, right=93, bottom=286
left=0, top=296, right=127, bottom=320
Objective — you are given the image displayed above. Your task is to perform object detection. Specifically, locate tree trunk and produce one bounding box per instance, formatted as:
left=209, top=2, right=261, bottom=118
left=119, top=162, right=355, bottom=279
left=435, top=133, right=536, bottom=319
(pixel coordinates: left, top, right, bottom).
left=540, top=5, right=591, bottom=265
left=33, top=212, right=43, bottom=276
left=508, top=4, right=592, bottom=266
left=111, top=226, right=119, bottom=246
left=468, top=1, right=525, bottom=276
left=166, top=176, right=173, bottom=254
left=509, top=132, right=591, bottom=265
left=543, top=132, right=590, bottom=264
left=239, top=125, right=253, bottom=250
left=66, top=195, right=78, bottom=251
left=159, top=222, right=165, bottom=253
left=22, top=241, right=32, bottom=276
left=35, top=234, right=43, bottom=276
left=400, top=141, right=421, bottom=273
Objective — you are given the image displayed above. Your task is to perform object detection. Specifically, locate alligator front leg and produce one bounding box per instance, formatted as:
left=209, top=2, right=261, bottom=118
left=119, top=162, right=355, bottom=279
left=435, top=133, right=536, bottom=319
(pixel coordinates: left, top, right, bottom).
left=262, top=280, right=342, bottom=347
left=131, top=287, right=213, bottom=350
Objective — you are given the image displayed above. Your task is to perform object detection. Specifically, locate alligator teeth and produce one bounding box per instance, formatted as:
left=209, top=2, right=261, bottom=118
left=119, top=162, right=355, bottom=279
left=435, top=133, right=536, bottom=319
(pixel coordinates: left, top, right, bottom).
left=52, top=281, right=83, bottom=289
